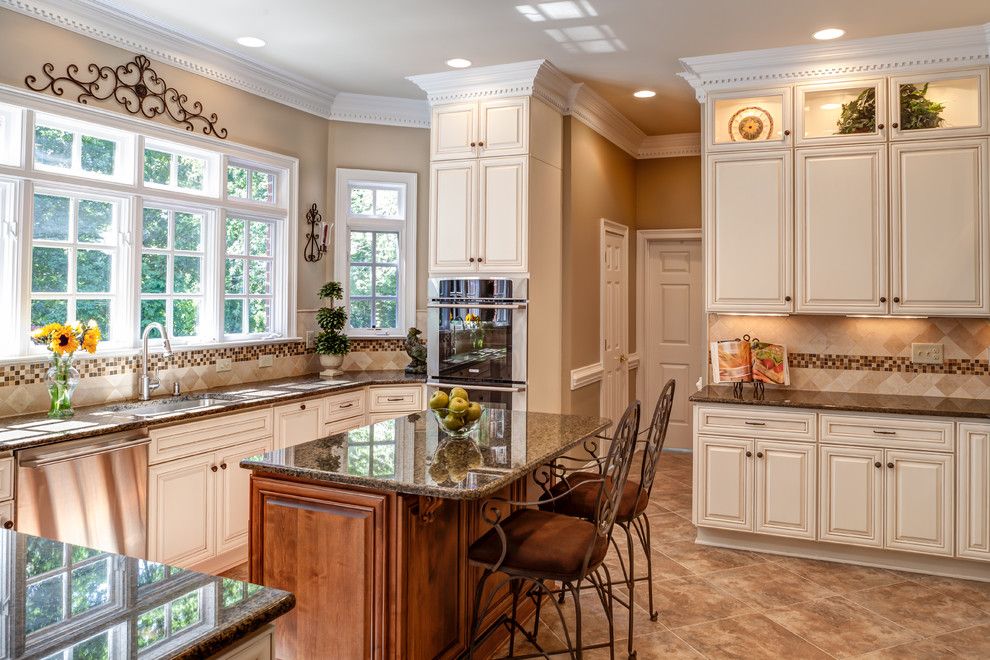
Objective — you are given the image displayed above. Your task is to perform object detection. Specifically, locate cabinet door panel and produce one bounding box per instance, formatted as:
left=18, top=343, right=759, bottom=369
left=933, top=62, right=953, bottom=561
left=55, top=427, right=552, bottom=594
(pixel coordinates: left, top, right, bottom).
left=478, top=156, right=527, bottom=272
left=885, top=450, right=953, bottom=556
left=890, top=139, right=990, bottom=315
left=707, top=151, right=793, bottom=312
left=479, top=98, right=528, bottom=157
left=274, top=400, right=324, bottom=450
left=430, top=160, right=478, bottom=272
left=697, top=436, right=752, bottom=531
left=796, top=146, right=888, bottom=313
left=148, top=453, right=215, bottom=566
left=755, top=441, right=816, bottom=539
left=217, top=438, right=273, bottom=554
left=431, top=103, right=478, bottom=160
left=958, top=423, right=990, bottom=561
left=819, top=445, right=883, bottom=548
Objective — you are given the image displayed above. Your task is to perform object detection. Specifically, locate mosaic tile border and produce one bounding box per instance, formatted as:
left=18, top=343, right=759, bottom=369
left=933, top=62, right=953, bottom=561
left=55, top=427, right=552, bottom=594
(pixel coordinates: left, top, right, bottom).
left=788, top=352, right=990, bottom=376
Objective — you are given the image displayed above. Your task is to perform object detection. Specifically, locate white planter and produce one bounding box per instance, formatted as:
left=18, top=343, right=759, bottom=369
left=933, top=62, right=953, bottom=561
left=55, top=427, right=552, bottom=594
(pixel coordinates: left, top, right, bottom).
left=320, top=354, right=344, bottom=369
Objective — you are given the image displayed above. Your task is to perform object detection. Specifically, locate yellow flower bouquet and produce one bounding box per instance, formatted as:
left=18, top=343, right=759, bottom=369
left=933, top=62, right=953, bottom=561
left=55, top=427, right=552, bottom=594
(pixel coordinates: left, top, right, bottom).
left=31, top=320, right=101, bottom=418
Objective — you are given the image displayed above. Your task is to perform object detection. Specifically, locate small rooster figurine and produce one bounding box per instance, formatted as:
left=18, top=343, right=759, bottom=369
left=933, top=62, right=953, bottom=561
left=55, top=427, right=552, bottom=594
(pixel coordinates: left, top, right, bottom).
left=405, top=327, right=427, bottom=375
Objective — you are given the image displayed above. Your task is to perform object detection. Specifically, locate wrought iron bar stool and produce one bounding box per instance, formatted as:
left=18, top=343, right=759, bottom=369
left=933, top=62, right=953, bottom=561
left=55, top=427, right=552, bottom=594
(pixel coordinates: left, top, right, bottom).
left=465, top=400, right=641, bottom=659
left=537, top=380, right=676, bottom=659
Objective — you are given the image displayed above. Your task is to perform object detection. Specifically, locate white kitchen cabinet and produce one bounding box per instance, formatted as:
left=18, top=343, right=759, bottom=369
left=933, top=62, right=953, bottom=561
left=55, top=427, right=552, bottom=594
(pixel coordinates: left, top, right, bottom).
left=890, top=138, right=990, bottom=316
left=706, top=87, right=792, bottom=151
left=885, top=450, right=954, bottom=556
left=0, top=501, right=13, bottom=531
left=706, top=150, right=793, bottom=312
left=754, top=440, right=816, bottom=539
left=818, top=445, right=884, bottom=548
left=794, top=79, right=888, bottom=146
left=957, top=423, right=990, bottom=561
left=148, top=452, right=216, bottom=566
left=431, top=98, right=528, bottom=161
left=696, top=436, right=752, bottom=531
left=478, top=156, right=528, bottom=271
left=216, top=438, right=272, bottom=555
left=796, top=145, right=888, bottom=314
left=429, top=160, right=477, bottom=272
left=888, top=69, right=989, bottom=141
left=274, top=399, right=325, bottom=450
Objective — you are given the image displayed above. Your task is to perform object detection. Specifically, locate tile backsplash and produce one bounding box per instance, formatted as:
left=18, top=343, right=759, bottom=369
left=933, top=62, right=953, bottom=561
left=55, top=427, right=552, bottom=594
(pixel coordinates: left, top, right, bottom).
left=0, top=337, right=411, bottom=417
left=709, top=314, right=990, bottom=398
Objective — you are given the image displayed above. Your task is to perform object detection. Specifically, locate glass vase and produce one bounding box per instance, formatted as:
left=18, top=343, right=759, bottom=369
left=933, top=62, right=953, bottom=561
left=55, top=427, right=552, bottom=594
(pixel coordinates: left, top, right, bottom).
left=46, top=354, right=80, bottom=419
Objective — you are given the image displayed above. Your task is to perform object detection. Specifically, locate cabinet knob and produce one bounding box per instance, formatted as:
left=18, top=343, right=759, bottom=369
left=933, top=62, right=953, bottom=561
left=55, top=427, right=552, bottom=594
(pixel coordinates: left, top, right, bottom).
left=874, top=461, right=882, bottom=469
left=469, top=257, right=475, bottom=263
left=756, top=451, right=764, bottom=458
left=477, top=257, right=483, bottom=263
left=470, top=142, right=477, bottom=147
left=887, top=462, right=895, bottom=469
left=2, top=520, right=12, bottom=529
left=892, top=122, right=899, bottom=129
left=784, top=295, right=792, bottom=302
left=211, top=465, right=219, bottom=472
left=220, top=463, right=228, bottom=470
left=478, top=141, right=484, bottom=147
left=877, top=123, right=885, bottom=130
left=880, top=296, right=887, bottom=303
left=300, top=403, right=306, bottom=410
left=892, top=297, right=900, bottom=303
left=783, top=130, right=791, bottom=136
left=745, top=451, right=753, bottom=458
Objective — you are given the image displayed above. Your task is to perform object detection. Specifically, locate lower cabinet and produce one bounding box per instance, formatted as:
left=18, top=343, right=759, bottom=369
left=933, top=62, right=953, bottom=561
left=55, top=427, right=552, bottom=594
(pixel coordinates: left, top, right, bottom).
left=819, top=445, right=954, bottom=556
left=957, top=423, right=990, bottom=561
left=274, top=399, right=324, bottom=449
left=697, top=435, right=815, bottom=539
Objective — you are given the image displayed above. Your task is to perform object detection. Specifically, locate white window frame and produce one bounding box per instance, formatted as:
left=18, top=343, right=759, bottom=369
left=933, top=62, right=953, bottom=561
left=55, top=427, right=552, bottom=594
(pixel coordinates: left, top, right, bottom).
left=334, top=168, right=417, bottom=339
left=32, top=111, right=135, bottom=184
left=225, top=160, right=279, bottom=206
left=0, top=83, right=298, bottom=359
left=141, top=137, right=219, bottom=198
left=222, top=212, right=284, bottom=340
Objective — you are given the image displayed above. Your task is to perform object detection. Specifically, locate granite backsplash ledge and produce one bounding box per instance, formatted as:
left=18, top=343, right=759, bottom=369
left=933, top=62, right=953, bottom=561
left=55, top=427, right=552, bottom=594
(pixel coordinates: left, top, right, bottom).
left=709, top=314, right=990, bottom=399
left=0, top=338, right=410, bottom=417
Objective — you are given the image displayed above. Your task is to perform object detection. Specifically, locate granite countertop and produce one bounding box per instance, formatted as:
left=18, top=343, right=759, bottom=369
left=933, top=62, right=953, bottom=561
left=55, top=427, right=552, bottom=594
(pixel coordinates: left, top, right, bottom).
left=242, top=409, right=611, bottom=500
left=0, top=529, right=293, bottom=659
left=0, top=371, right=425, bottom=453
left=691, top=385, right=990, bottom=419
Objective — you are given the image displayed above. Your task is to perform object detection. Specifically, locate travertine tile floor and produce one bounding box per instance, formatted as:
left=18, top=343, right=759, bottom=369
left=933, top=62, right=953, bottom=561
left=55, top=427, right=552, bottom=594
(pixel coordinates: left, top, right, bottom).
left=499, top=451, right=990, bottom=659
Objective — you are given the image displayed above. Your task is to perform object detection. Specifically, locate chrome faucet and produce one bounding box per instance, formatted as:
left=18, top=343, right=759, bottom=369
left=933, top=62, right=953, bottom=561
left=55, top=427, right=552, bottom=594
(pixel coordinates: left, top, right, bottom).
left=139, top=322, right=174, bottom=401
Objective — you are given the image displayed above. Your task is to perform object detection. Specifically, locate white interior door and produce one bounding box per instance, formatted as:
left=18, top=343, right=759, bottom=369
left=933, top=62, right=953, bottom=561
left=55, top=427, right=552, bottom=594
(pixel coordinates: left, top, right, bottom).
left=600, top=221, right=629, bottom=423
left=641, top=236, right=703, bottom=449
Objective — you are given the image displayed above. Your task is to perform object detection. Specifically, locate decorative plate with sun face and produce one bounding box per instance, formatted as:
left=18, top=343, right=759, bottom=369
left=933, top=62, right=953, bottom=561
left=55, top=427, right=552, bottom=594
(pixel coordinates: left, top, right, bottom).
left=728, top=106, right=774, bottom=141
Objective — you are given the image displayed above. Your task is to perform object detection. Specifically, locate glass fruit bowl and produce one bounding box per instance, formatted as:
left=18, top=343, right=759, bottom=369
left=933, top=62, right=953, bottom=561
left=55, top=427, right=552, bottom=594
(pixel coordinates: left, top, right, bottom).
left=431, top=407, right=483, bottom=438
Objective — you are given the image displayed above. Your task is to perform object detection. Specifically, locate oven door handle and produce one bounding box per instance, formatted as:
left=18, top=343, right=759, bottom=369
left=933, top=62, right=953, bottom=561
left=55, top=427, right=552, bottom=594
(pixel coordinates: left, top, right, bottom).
left=428, top=381, right=526, bottom=393
left=428, top=303, right=527, bottom=310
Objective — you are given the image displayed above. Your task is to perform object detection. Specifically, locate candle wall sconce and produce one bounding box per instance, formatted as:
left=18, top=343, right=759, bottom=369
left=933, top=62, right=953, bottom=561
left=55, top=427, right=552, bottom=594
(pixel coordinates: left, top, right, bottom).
left=303, top=203, right=331, bottom=262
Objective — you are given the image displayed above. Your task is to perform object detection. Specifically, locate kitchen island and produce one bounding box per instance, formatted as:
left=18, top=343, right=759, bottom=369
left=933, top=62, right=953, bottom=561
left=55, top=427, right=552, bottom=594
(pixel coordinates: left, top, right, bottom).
left=242, top=408, right=610, bottom=659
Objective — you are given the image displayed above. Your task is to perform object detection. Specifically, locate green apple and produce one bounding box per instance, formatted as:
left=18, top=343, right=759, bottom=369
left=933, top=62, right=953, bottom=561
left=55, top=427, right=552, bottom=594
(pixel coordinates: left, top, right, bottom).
left=465, top=402, right=483, bottom=422
left=429, top=390, right=449, bottom=410
left=448, top=397, right=469, bottom=414
left=443, top=413, right=465, bottom=431
left=449, top=386, right=470, bottom=402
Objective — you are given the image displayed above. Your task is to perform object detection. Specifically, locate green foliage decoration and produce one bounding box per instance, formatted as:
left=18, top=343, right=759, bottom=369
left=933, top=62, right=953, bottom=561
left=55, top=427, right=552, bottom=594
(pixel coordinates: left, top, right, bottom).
left=836, top=88, right=877, bottom=134
left=899, top=83, right=945, bottom=130
left=315, top=281, right=350, bottom=356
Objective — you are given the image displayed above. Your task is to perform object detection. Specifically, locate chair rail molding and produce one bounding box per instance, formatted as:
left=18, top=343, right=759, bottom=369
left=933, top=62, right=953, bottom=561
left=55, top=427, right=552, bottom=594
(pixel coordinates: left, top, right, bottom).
left=679, top=22, right=990, bottom=101
left=570, top=362, right=604, bottom=390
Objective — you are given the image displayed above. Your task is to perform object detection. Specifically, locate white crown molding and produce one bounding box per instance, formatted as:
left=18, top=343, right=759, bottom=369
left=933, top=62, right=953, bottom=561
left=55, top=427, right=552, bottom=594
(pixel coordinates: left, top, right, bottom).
left=570, top=361, right=604, bottom=390
left=329, top=93, right=430, bottom=129
left=637, top=132, right=700, bottom=159
left=679, top=23, right=990, bottom=101
left=569, top=82, right=645, bottom=157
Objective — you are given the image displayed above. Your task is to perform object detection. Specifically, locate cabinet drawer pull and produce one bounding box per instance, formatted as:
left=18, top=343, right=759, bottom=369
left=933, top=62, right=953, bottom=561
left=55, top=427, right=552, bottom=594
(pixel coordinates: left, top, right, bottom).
left=873, top=430, right=896, bottom=436
left=339, top=403, right=354, bottom=409
left=744, top=421, right=766, bottom=426
left=386, top=396, right=406, bottom=402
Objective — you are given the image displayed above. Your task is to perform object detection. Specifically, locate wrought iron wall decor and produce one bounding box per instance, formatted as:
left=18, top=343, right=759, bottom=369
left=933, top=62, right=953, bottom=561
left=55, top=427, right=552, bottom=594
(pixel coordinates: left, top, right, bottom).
left=25, top=55, right=228, bottom=139
left=303, top=203, right=330, bottom=262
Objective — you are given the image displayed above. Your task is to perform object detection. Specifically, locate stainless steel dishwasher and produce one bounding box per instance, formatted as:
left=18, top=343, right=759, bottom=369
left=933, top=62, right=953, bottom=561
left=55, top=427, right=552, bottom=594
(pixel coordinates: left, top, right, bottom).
left=16, top=428, right=149, bottom=557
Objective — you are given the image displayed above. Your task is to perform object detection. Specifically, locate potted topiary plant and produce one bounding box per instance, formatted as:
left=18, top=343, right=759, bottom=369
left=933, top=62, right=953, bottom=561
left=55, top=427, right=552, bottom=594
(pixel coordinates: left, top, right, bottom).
left=315, top=281, right=350, bottom=377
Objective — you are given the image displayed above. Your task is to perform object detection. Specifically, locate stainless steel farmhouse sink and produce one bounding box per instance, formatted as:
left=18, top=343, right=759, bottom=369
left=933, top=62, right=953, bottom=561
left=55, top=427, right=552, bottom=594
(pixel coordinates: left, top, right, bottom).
left=110, top=394, right=239, bottom=418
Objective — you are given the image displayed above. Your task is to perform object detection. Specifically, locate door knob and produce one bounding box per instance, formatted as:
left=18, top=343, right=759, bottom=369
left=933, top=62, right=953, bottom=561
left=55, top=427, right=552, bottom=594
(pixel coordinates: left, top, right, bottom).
left=618, top=354, right=628, bottom=363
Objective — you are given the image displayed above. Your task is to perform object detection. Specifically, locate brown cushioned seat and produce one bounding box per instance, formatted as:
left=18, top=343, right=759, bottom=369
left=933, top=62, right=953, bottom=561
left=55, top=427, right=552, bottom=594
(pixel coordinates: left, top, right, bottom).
left=539, top=471, right=648, bottom=523
left=468, top=508, right=609, bottom=581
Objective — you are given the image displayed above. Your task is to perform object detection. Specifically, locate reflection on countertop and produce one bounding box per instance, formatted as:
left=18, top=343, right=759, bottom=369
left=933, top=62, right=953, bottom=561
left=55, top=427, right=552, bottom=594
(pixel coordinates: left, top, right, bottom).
left=241, top=408, right=610, bottom=500
left=0, top=371, right=425, bottom=453
left=0, top=529, right=293, bottom=659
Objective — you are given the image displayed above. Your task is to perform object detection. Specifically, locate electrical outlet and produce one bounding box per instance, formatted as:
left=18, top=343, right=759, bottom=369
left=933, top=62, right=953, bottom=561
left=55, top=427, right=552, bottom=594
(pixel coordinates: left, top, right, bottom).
left=305, top=331, right=315, bottom=349
left=215, top=358, right=232, bottom=372
left=911, top=342, right=944, bottom=365
left=258, top=354, right=274, bottom=368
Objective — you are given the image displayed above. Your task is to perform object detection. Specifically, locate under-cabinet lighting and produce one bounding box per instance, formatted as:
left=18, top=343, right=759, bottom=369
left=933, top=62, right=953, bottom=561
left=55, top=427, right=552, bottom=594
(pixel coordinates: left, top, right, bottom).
left=633, top=90, right=656, bottom=98
left=813, top=28, right=845, bottom=41
left=846, top=315, right=929, bottom=319
left=236, top=36, right=266, bottom=48
left=720, top=313, right=790, bottom=317
left=446, top=58, right=472, bottom=68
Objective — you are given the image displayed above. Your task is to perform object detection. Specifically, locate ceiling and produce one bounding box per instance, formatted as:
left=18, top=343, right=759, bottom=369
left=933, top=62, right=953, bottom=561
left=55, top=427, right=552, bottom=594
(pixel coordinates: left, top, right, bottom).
left=111, top=0, right=990, bottom=135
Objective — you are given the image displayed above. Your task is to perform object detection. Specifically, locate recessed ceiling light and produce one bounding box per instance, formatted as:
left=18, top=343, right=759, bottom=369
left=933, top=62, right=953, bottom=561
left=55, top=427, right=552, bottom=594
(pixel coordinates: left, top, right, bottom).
left=633, top=90, right=656, bottom=99
left=812, top=28, right=845, bottom=41
left=236, top=36, right=266, bottom=48
left=446, top=58, right=472, bottom=68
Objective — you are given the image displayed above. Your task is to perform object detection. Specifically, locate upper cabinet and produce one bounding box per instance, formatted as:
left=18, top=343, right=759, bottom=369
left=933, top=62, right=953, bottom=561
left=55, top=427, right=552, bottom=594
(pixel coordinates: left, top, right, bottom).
left=795, top=79, right=888, bottom=146
left=431, top=97, right=529, bottom=161
left=707, top=88, right=792, bottom=151
left=888, top=69, right=989, bottom=141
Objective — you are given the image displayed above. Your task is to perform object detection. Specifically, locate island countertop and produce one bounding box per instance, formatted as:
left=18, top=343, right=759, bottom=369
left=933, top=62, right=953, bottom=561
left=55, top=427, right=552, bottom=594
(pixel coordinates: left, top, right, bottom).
left=0, top=529, right=294, bottom=659
left=690, top=384, right=990, bottom=419
left=241, top=409, right=611, bottom=500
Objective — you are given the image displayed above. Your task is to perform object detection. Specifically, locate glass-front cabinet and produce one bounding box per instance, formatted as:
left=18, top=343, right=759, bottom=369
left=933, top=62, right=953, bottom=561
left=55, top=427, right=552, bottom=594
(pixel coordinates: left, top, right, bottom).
left=707, top=88, right=792, bottom=150
left=888, top=69, right=988, bottom=140
left=795, top=79, right=887, bottom=145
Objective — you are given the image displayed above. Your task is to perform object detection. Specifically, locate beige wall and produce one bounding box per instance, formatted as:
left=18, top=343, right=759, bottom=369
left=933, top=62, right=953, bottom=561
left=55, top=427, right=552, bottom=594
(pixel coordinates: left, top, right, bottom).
left=562, top=118, right=638, bottom=412
left=326, top=121, right=430, bottom=311
left=636, top=156, right=702, bottom=230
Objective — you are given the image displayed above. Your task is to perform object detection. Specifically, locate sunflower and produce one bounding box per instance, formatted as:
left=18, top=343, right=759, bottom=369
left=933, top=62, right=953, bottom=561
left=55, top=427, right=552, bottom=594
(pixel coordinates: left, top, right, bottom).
left=31, top=323, right=61, bottom=345
left=82, top=325, right=101, bottom=353
left=49, top=325, right=80, bottom=356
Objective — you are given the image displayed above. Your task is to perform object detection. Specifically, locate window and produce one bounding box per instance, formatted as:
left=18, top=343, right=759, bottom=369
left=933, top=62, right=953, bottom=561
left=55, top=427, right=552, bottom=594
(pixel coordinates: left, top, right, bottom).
left=135, top=587, right=208, bottom=652
left=345, top=419, right=397, bottom=478
left=140, top=205, right=208, bottom=339
left=334, top=169, right=417, bottom=338
left=226, top=163, right=277, bottom=204
left=0, top=102, right=23, bottom=166
left=143, top=139, right=216, bottom=195
left=33, top=113, right=131, bottom=182
left=224, top=216, right=277, bottom=336
left=29, top=189, right=122, bottom=339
